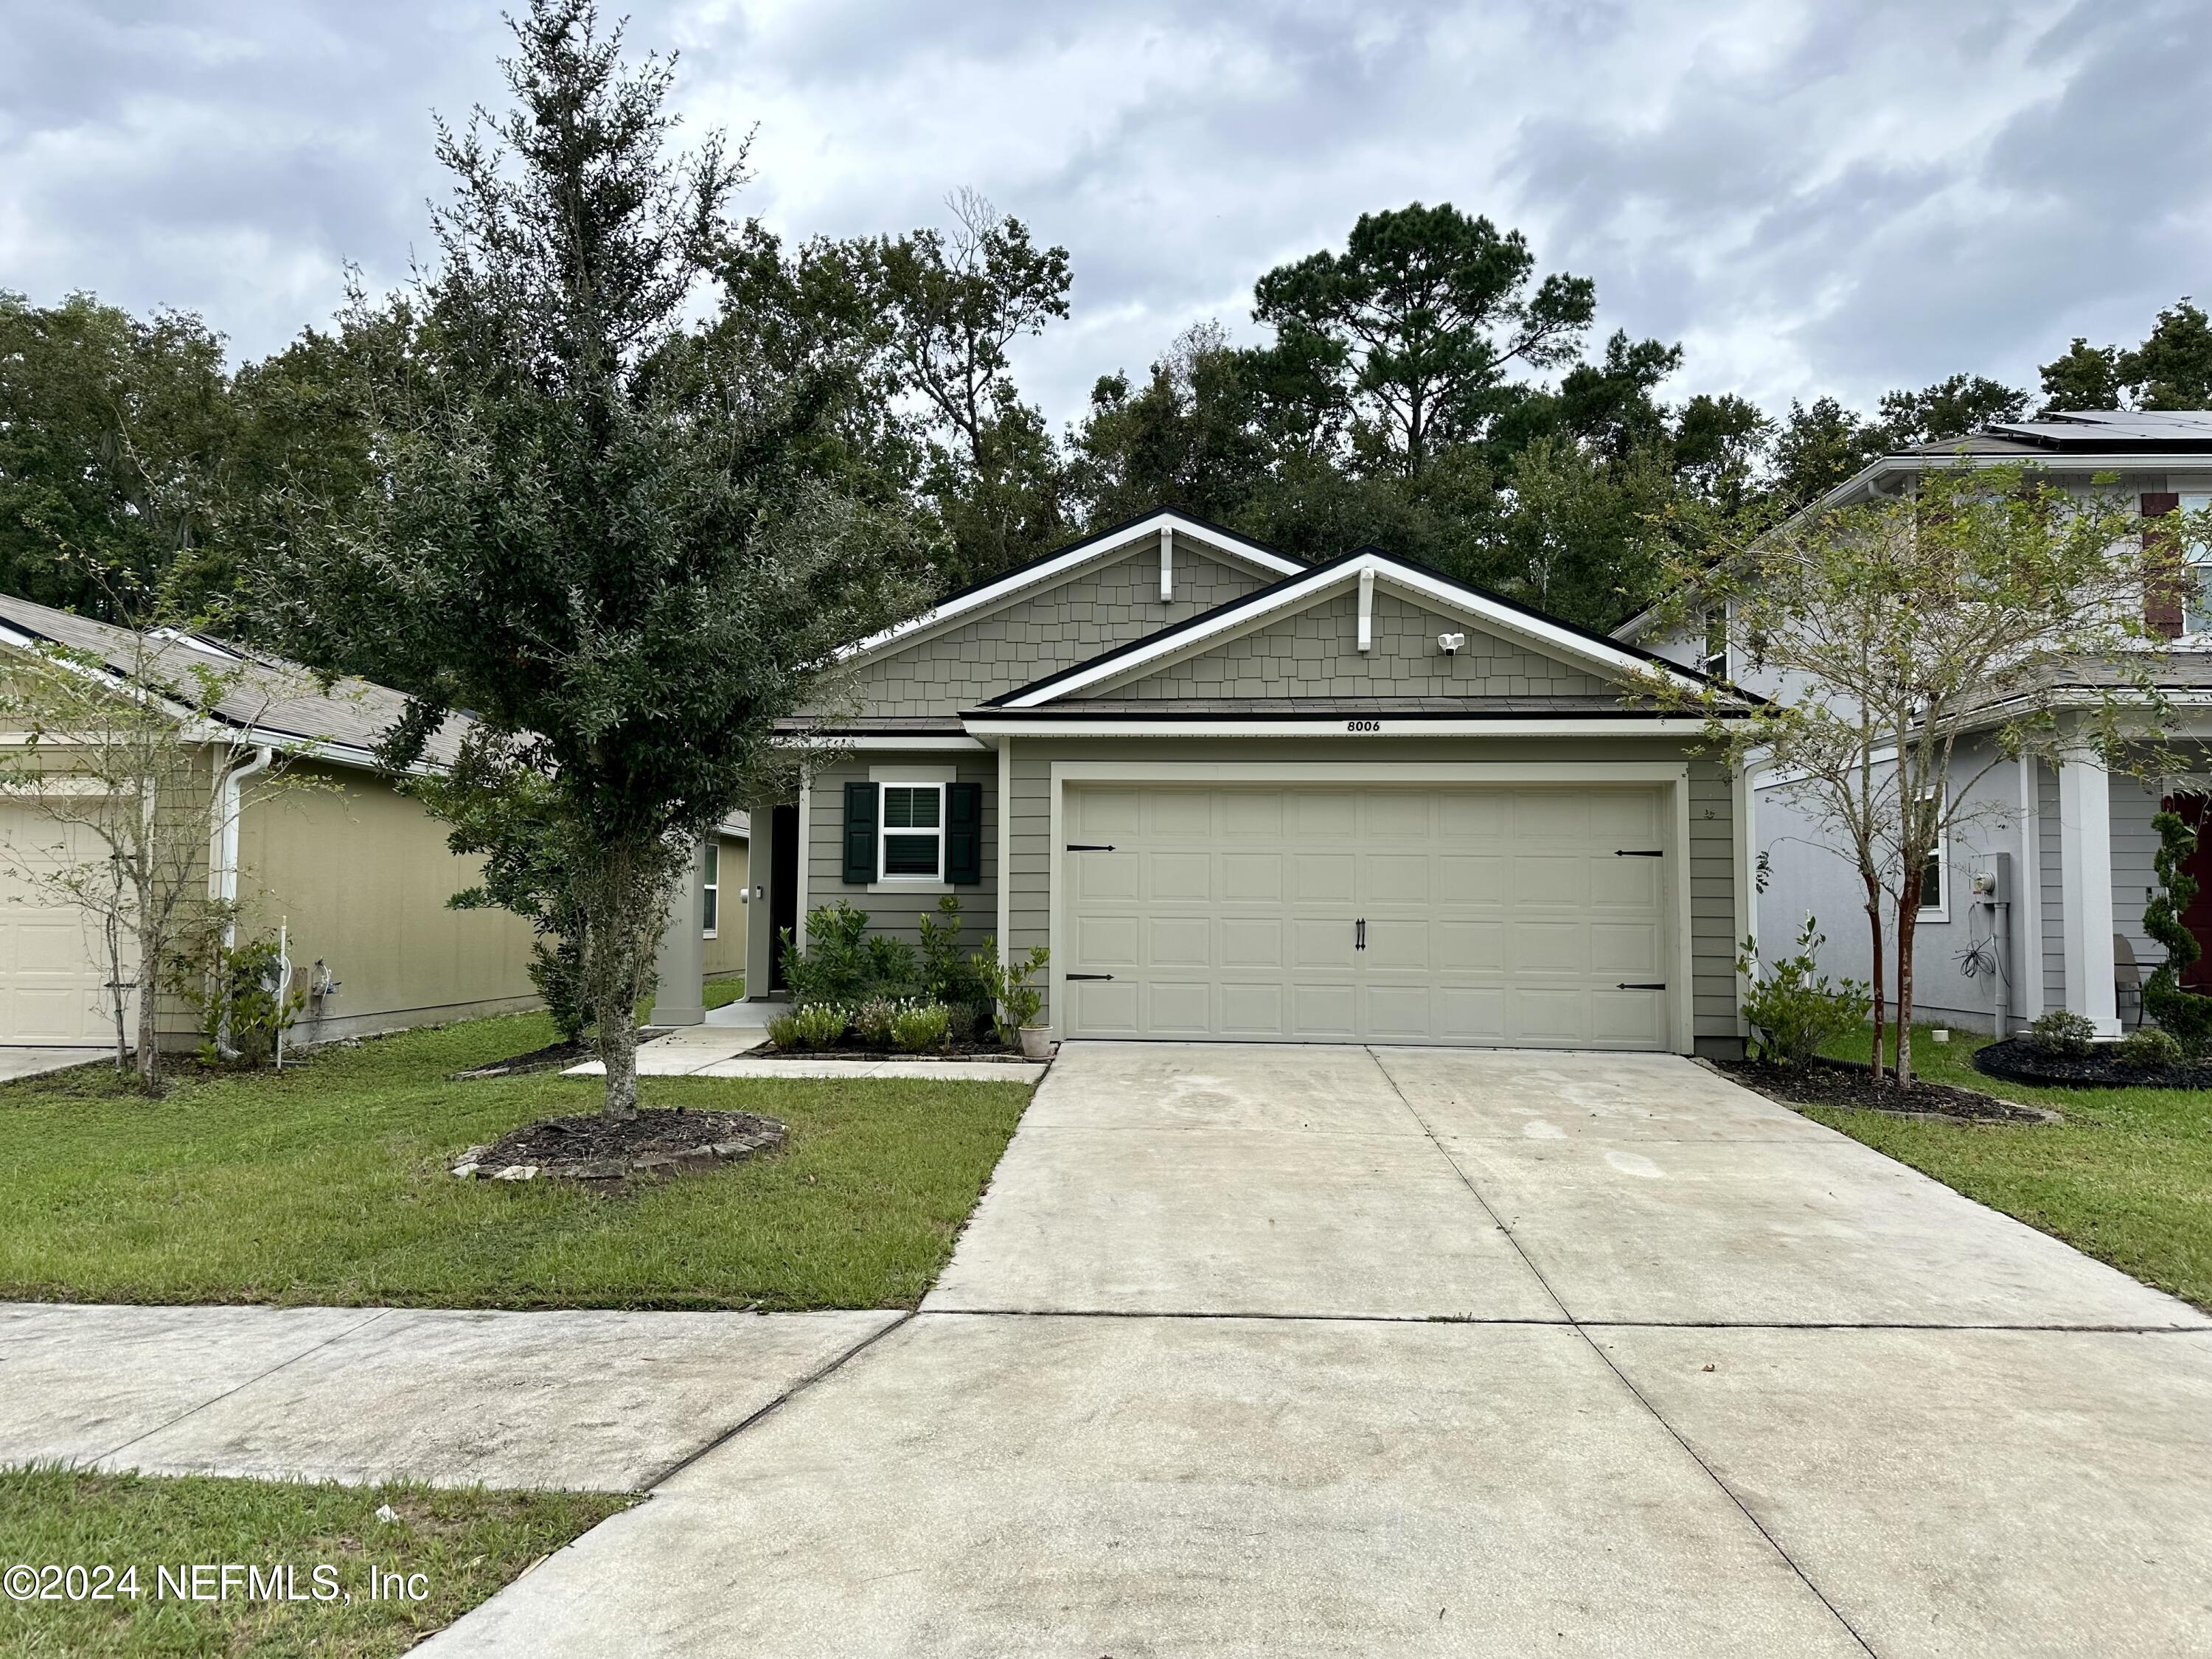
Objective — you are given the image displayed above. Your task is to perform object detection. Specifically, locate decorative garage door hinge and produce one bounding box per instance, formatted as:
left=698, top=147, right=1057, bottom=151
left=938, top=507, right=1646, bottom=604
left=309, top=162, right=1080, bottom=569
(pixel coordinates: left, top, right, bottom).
left=1614, top=848, right=1664, bottom=857
left=1065, top=843, right=1116, bottom=852
left=1616, top=983, right=1667, bottom=991
left=1065, top=973, right=1115, bottom=981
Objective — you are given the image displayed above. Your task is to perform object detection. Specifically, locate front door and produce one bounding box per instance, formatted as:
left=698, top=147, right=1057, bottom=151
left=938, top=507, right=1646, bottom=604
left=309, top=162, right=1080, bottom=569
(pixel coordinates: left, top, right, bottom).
left=768, top=802, right=799, bottom=992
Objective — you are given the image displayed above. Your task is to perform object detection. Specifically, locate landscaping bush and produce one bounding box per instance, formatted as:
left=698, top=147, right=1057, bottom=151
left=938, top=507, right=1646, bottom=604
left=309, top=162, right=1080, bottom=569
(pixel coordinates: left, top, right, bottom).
left=168, top=931, right=307, bottom=1068
left=2142, top=809, right=2212, bottom=1055
left=2026, top=1009, right=2096, bottom=1057
left=779, top=901, right=919, bottom=1007
left=765, top=1012, right=803, bottom=1050
left=1736, top=918, right=1871, bottom=1067
left=788, top=1002, right=850, bottom=1050
left=2118, top=1026, right=2186, bottom=1070
left=853, top=997, right=900, bottom=1048
left=891, top=1001, right=953, bottom=1053
left=919, top=895, right=991, bottom=1009
left=973, top=938, right=1050, bottom=1043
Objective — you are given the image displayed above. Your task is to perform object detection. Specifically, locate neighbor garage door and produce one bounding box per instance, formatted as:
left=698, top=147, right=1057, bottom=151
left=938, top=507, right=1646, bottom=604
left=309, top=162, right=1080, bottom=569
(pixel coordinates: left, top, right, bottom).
left=0, top=804, right=125, bottom=1046
left=1062, top=785, right=1672, bottom=1048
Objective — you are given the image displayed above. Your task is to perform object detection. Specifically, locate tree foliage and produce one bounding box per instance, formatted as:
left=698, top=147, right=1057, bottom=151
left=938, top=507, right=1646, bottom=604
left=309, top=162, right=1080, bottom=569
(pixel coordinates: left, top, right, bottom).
left=255, top=0, right=933, bottom=1116
left=2143, top=809, right=2212, bottom=1054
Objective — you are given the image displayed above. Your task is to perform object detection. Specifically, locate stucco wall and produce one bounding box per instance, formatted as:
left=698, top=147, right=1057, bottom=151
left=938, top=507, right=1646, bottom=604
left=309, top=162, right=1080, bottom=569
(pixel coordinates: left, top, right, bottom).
left=828, top=535, right=1271, bottom=716
left=236, top=764, right=539, bottom=1044
left=1090, top=585, right=1610, bottom=701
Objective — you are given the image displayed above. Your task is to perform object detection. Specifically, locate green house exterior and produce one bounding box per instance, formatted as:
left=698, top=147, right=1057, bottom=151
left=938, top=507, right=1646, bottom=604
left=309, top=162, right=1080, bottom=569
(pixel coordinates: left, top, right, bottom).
left=742, top=509, right=1751, bottom=1056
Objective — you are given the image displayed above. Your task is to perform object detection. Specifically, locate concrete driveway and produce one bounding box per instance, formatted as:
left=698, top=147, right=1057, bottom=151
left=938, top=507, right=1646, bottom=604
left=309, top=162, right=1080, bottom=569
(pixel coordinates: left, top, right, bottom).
left=436, top=1044, right=2212, bottom=1658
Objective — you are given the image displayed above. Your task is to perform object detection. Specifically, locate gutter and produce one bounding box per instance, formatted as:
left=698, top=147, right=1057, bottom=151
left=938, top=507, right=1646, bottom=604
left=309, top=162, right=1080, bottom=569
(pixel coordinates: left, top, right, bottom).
left=215, top=746, right=274, bottom=950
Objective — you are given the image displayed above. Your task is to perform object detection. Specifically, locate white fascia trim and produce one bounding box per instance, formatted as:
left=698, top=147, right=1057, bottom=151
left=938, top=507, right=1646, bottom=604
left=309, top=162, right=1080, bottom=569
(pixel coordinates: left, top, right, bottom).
left=773, top=734, right=987, bottom=751
left=1046, top=759, right=1689, bottom=782
left=963, top=717, right=1721, bottom=739
left=834, top=512, right=1301, bottom=664
left=1001, top=552, right=1701, bottom=707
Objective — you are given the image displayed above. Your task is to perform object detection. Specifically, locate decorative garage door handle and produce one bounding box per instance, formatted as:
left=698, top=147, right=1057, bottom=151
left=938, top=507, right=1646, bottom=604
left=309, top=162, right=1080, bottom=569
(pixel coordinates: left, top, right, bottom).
left=1065, top=973, right=1115, bottom=981
left=1614, top=848, right=1664, bottom=858
left=1616, top=982, right=1667, bottom=990
left=1355, top=919, right=1366, bottom=950
left=1065, top=843, right=1117, bottom=852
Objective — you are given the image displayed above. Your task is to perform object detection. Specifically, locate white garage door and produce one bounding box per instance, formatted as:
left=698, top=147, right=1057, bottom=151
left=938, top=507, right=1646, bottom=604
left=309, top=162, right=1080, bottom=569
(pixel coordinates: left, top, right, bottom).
left=1062, top=785, right=1672, bottom=1048
left=0, top=805, right=128, bottom=1046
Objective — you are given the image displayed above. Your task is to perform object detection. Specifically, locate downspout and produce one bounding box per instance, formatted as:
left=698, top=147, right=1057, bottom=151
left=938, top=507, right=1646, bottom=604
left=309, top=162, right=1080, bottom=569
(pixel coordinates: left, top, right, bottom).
left=212, top=747, right=274, bottom=1056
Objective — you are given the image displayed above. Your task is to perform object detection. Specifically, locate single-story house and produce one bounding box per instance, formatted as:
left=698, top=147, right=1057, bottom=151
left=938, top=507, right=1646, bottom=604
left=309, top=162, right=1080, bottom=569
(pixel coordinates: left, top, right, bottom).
left=728, top=509, right=1752, bottom=1055
left=1615, top=408, right=2212, bottom=1039
left=0, top=593, right=745, bottom=1051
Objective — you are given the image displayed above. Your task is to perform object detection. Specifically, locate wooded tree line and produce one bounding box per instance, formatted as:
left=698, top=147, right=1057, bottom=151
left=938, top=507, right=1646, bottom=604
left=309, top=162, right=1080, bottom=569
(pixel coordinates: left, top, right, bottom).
left=10, top=191, right=2212, bottom=636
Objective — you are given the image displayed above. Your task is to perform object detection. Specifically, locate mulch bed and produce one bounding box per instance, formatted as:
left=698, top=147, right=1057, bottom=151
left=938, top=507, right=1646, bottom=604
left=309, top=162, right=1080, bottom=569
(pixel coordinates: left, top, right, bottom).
left=757, top=1035, right=1025, bottom=1060
left=1974, top=1037, right=2212, bottom=1091
left=1719, top=1057, right=2055, bottom=1123
left=452, top=1106, right=785, bottom=1183
left=449, top=1040, right=596, bottom=1080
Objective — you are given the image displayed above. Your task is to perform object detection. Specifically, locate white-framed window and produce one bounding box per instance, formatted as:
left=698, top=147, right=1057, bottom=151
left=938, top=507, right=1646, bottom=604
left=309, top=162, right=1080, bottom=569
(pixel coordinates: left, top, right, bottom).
left=1919, top=793, right=1948, bottom=921
left=880, top=782, right=946, bottom=882
left=2182, top=492, right=2212, bottom=636
left=701, top=841, right=720, bottom=938
left=1699, top=606, right=1729, bottom=680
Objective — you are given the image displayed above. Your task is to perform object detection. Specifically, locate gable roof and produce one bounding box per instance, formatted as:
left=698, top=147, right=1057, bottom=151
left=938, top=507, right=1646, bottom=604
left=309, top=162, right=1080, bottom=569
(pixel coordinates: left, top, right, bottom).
left=835, top=506, right=1302, bottom=665
left=984, top=546, right=1722, bottom=710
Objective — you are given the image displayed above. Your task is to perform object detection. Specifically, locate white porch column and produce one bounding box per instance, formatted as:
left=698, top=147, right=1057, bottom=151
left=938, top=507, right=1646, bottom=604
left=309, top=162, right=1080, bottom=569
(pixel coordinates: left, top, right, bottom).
left=2058, top=753, right=2120, bottom=1037
left=2016, top=754, right=2044, bottom=1022
left=651, top=838, right=708, bottom=1028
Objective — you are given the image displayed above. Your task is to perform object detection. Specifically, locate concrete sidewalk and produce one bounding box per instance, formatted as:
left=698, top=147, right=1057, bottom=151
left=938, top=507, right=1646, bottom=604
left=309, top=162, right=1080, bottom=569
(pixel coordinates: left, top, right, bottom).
left=0, top=1302, right=897, bottom=1492
left=431, top=1043, right=2212, bottom=1659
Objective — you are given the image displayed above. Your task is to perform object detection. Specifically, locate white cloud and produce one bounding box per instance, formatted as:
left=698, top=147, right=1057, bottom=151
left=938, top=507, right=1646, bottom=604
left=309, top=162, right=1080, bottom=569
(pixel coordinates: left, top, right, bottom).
left=3, top=0, right=2206, bottom=426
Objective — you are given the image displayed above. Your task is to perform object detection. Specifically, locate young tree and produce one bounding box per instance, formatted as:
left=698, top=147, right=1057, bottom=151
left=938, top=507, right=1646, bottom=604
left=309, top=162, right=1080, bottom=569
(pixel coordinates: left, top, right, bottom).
left=0, top=577, right=309, bottom=1089
left=258, top=0, right=931, bottom=1118
left=1645, top=463, right=2160, bottom=1087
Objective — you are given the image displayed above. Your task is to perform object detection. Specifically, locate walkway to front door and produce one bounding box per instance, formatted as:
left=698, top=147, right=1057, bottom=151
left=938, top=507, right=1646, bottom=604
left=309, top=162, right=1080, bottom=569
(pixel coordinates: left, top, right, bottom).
left=434, top=1043, right=2212, bottom=1658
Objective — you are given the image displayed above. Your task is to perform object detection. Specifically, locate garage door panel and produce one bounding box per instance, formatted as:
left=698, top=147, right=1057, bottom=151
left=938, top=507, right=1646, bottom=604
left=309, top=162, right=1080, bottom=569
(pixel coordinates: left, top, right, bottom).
left=1220, top=852, right=1283, bottom=902
left=1290, top=853, right=1355, bottom=904
left=1218, top=981, right=1287, bottom=1037
left=1062, top=785, right=1673, bottom=1050
left=0, top=809, right=129, bottom=1045
left=1147, top=915, right=1212, bottom=968
left=1220, top=918, right=1284, bottom=968
left=1292, top=919, right=1356, bottom=970
left=1291, top=981, right=1359, bottom=1039
left=1073, top=914, right=1141, bottom=967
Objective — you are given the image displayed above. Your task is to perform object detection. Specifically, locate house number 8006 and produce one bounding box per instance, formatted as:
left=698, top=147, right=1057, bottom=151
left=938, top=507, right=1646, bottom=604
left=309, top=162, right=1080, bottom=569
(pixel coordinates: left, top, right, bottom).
left=1345, top=719, right=1382, bottom=732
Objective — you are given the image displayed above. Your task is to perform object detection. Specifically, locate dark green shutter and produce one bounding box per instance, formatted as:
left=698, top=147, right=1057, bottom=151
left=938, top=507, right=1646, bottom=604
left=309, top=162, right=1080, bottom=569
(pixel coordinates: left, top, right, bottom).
left=947, top=782, right=983, bottom=885
left=842, top=782, right=879, bottom=884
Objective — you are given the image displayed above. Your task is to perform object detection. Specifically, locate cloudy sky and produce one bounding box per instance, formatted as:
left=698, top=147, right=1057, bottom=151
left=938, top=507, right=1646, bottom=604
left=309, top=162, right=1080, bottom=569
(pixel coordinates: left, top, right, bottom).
left=4, top=0, right=2209, bottom=431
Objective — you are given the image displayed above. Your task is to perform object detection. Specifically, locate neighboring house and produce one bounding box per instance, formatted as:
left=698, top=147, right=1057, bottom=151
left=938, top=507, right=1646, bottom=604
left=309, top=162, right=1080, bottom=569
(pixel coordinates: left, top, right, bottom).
left=724, top=509, right=1752, bottom=1056
left=1617, top=408, right=2212, bottom=1039
left=0, top=594, right=745, bottom=1051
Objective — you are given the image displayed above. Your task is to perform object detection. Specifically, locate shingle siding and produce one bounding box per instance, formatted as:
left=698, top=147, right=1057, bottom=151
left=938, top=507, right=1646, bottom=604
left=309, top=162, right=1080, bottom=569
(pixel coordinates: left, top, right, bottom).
left=1091, top=585, right=1612, bottom=702
left=803, top=754, right=1000, bottom=952
left=828, top=538, right=1269, bottom=718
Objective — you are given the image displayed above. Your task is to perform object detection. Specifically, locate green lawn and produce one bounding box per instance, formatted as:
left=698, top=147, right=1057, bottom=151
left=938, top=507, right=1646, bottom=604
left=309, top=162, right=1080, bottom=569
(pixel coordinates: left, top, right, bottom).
left=1806, top=1026, right=2212, bottom=1312
left=702, top=973, right=744, bottom=1011
left=0, top=1465, right=626, bottom=1657
left=0, top=1012, right=1029, bottom=1310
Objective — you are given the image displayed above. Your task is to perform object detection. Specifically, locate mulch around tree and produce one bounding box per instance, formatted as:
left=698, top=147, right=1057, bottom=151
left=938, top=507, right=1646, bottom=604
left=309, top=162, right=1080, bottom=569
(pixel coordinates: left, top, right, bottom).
left=454, top=1106, right=785, bottom=1183
left=1975, top=1037, right=2212, bottom=1091
left=1719, top=1057, right=2056, bottom=1124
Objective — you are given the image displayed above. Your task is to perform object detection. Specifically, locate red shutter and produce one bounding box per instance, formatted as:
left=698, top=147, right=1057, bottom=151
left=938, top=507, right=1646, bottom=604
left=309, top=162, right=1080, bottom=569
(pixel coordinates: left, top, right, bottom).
left=2143, top=492, right=2184, bottom=637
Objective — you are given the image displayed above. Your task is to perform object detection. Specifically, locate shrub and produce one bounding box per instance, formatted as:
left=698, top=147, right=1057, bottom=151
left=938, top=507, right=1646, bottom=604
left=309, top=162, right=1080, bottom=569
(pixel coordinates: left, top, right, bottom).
left=943, top=1001, right=981, bottom=1044
left=1736, top=918, right=1871, bottom=1068
left=891, top=1001, right=953, bottom=1052
left=2118, top=1026, right=2185, bottom=1071
left=853, top=997, right=900, bottom=1048
left=779, top=901, right=919, bottom=1007
left=169, top=931, right=307, bottom=1068
left=919, top=895, right=991, bottom=1009
left=973, top=938, right=1050, bottom=1043
left=2142, top=810, right=2212, bottom=1055
left=2025, top=1009, right=2096, bottom=1057
left=789, top=1002, right=850, bottom=1050
left=765, top=1012, right=802, bottom=1050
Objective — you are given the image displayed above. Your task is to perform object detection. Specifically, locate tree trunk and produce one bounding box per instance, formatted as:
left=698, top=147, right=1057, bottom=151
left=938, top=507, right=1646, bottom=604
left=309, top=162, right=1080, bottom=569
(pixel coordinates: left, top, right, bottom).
left=1863, top=868, right=1887, bottom=1083
left=597, top=1002, right=640, bottom=1120
left=133, top=947, right=160, bottom=1094
left=1895, top=869, right=1921, bottom=1090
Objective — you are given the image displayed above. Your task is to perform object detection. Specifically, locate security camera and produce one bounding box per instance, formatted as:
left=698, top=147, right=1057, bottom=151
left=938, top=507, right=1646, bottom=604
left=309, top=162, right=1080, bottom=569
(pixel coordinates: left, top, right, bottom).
left=1438, top=633, right=1465, bottom=655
